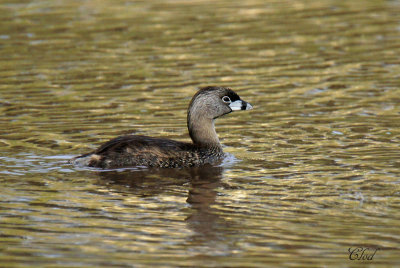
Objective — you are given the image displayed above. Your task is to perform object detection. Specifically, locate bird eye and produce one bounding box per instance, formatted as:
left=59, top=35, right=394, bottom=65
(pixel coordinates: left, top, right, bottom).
left=222, top=96, right=231, bottom=103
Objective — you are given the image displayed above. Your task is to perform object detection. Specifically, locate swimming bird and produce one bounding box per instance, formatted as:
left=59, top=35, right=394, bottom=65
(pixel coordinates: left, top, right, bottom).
left=70, top=86, right=252, bottom=168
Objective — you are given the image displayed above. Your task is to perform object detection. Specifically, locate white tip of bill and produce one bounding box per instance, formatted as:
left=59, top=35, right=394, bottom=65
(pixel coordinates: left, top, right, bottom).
left=246, top=102, right=253, bottom=110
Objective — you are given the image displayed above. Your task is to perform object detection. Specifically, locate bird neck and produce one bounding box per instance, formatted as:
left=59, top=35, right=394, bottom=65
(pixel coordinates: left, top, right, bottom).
left=188, top=115, right=221, bottom=147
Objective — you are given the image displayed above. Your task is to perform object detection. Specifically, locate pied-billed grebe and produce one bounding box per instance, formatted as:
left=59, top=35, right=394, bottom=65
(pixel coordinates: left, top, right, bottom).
left=70, top=86, right=252, bottom=168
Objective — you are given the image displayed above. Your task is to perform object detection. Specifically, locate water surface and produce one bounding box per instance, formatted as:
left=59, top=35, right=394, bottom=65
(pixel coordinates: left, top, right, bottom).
left=1, top=0, right=400, bottom=267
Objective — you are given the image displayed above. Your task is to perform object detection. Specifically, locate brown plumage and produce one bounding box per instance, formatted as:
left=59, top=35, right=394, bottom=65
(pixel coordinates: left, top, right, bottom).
left=70, top=86, right=252, bottom=169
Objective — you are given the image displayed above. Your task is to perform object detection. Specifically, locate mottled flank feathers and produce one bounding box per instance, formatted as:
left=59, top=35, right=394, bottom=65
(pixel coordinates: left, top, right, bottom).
left=70, top=135, right=224, bottom=169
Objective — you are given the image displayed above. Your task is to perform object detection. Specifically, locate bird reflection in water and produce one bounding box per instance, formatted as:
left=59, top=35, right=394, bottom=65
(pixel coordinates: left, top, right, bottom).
left=96, top=163, right=230, bottom=243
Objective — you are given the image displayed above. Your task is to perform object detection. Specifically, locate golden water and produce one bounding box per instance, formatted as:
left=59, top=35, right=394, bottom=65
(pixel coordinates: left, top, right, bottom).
left=0, top=0, right=399, bottom=267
